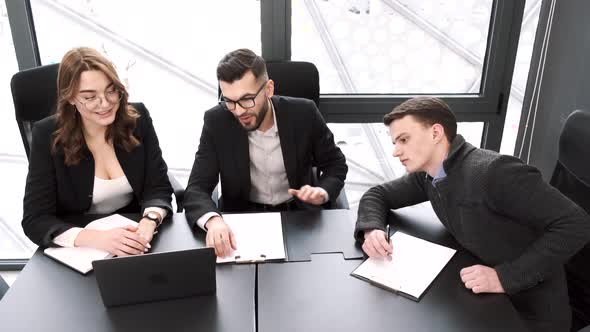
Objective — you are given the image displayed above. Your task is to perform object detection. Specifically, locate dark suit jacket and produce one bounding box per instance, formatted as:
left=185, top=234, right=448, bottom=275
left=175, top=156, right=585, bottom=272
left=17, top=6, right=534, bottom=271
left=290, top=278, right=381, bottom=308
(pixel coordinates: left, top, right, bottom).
left=355, top=135, right=590, bottom=332
left=22, top=103, right=173, bottom=247
left=184, top=95, right=347, bottom=227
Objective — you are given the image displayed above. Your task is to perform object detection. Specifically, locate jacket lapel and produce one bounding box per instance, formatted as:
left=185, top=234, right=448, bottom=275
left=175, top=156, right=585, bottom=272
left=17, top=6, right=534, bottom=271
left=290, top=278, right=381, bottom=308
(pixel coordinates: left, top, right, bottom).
left=116, top=144, right=143, bottom=201
left=229, top=112, right=251, bottom=200
left=67, top=152, right=94, bottom=210
left=274, top=96, right=298, bottom=188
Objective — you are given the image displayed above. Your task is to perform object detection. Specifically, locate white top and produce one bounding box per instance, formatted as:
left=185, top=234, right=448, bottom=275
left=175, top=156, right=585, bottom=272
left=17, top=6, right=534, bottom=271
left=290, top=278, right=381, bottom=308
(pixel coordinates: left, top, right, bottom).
left=87, top=176, right=134, bottom=214
left=248, top=106, right=291, bottom=206
left=53, top=175, right=167, bottom=247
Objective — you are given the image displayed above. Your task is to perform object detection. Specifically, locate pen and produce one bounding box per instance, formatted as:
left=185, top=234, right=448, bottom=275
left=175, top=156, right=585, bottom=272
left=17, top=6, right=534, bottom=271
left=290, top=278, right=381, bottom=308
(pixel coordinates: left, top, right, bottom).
left=384, top=224, right=393, bottom=257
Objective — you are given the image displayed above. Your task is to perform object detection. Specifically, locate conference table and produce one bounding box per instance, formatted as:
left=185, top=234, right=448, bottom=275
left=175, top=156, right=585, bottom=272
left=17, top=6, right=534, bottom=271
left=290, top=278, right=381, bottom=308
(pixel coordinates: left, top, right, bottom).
left=0, top=205, right=527, bottom=331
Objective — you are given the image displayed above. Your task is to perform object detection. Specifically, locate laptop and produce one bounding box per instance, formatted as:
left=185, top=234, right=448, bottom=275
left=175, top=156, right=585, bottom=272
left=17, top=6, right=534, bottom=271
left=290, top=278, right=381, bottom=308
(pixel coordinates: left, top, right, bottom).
left=92, top=247, right=216, bottom=307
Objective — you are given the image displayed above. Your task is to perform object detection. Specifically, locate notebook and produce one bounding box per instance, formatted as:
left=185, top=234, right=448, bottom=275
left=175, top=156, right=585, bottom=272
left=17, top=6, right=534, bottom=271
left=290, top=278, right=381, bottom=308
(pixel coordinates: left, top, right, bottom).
left=44, top=214, right=138, bottom=274
left=216, top=212, right=287, bottom=263
left=351, top=231, right=456, bottom=301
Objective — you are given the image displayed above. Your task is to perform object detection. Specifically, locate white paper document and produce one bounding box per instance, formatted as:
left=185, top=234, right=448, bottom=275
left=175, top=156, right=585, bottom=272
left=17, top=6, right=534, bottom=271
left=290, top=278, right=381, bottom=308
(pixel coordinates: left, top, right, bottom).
left=352, top=232, right=456, bottom=300
left=44, top=214, right=138, bottom=274
left=217, top=212, right=286, bottom=263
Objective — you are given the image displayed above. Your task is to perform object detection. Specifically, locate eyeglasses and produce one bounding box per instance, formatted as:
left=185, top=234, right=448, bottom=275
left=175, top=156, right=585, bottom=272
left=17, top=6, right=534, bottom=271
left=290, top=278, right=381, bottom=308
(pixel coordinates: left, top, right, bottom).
left=219, top=81, right=267, bottom=111
left=76, top=88, right=122, bottom=111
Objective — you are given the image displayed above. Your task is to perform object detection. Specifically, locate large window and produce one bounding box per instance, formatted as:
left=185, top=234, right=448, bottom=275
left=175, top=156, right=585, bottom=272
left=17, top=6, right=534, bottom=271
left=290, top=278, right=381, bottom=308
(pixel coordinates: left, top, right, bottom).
left=4, top=0, right=530, bottom=265
left=1, top=0, right=261, bottom=262
left=500, top=0, right=541, bottom=154
left=290, top=0, right=529, bottom=209
left=30, top=0, right=261, bottom=181
left=292, top=0, right=494, bottom=94
left=0, top=0, right=36, bottom=259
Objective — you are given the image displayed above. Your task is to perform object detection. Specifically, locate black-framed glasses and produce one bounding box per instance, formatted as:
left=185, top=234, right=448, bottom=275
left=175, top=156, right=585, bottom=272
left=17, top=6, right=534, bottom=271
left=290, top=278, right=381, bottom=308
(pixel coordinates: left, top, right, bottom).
left=219, top=81, right=267, bottom=111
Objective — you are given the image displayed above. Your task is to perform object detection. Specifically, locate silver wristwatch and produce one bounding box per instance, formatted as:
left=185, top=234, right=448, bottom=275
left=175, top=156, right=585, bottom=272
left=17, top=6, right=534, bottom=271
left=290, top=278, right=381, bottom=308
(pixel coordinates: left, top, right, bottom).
left=143, top=212, right=162, bottom=227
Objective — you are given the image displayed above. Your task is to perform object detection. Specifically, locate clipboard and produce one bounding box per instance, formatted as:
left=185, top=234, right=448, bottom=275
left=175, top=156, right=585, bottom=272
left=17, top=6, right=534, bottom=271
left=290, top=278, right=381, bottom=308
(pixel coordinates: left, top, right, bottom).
left=350, top=267, right=420, bottom=302
left=216, top=212, right=288, bottom=264
left=350, top=231, right=456, bottom=301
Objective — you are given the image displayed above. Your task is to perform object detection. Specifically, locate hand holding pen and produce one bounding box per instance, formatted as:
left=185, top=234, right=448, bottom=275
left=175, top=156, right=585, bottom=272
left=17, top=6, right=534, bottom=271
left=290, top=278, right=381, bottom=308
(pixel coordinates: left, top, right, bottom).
left=362, top=224, right=393, bottom=259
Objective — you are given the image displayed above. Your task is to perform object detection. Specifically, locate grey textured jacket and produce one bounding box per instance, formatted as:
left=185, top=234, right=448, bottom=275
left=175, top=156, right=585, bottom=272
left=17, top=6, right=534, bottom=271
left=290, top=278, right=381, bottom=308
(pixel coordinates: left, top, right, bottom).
left=355, top=134, right=590, bottom=331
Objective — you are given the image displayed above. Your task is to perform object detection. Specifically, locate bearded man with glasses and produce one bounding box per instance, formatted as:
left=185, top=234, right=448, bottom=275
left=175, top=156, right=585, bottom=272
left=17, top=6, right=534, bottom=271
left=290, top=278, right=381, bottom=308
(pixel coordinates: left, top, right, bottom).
left=184, top=48, right=348, bottom=258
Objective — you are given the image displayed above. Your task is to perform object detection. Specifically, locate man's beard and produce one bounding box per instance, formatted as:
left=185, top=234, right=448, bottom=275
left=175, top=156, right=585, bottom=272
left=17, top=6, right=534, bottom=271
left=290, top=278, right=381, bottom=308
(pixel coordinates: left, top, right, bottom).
left=240, top=98, right=269, bottom=132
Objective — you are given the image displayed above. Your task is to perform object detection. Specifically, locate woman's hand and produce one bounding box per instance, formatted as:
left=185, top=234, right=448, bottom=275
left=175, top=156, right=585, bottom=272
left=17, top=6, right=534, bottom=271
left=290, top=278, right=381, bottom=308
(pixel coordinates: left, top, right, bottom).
left=136, top=218, right=158, bottom=243
left=75, top=225, right=151, bottom=256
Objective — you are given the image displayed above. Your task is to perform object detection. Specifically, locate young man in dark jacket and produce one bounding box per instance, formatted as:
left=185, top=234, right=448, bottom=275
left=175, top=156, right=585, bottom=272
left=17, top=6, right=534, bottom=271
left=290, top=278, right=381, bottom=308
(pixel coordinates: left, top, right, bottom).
left=355, top=96, right=590, bottom=332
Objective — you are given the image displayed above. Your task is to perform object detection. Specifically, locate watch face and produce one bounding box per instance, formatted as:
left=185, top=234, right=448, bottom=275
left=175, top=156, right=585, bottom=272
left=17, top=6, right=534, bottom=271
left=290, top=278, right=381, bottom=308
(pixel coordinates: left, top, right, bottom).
left=145, top=212, right=160, bottom=223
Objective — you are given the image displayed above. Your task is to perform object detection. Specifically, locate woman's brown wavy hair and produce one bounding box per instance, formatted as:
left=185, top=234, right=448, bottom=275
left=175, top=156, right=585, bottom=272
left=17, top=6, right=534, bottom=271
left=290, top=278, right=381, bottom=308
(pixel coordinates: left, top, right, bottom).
left=52, top=47, right=140, bottom=166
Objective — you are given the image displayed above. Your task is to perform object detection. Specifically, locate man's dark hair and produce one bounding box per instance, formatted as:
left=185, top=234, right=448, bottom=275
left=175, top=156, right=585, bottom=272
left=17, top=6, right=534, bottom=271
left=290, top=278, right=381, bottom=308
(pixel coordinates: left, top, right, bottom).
left=383, top=97, right=457, bottom=142
left=217, top=48, right=268, bottom=83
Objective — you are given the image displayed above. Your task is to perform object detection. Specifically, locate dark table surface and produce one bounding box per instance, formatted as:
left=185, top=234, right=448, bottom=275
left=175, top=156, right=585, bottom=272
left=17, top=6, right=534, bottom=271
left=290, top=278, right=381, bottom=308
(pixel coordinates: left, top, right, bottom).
left=0, top=213, right=255, bottom=332
left=158, top=211, right=363, bottom=262
left=258, top=203, right=527, bottom=332
left=0, top=206, right=526, bottom=331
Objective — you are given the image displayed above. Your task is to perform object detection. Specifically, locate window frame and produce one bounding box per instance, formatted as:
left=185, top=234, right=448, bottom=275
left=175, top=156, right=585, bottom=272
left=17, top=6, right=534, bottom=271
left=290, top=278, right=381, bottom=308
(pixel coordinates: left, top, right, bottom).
left=266, top=0, right=525, bottom=151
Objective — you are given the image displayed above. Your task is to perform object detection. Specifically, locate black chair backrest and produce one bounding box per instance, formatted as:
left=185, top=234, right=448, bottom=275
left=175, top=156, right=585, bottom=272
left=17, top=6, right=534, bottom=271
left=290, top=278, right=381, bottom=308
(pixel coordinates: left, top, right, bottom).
left=266, top=61, right=348, bottom=208
left=10, top=63, right=60, bottom=159
left=549, top=109, right=590, bottom=329
left=266, top=61, right=320, bottom=108
left=216, top=61, right=320, bottom=108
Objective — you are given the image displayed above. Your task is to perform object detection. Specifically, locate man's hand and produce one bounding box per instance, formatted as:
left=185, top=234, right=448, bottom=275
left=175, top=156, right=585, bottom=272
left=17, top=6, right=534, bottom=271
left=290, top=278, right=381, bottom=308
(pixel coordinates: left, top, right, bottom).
left=205, top=216, right=237, bottom=258
left=288, top=185, right=327, bottom=205
left=75, top=225, right=151, bottom=256
left=460, top=264, right=505, bottom=294
left=362, top=229, right=393, bottom=259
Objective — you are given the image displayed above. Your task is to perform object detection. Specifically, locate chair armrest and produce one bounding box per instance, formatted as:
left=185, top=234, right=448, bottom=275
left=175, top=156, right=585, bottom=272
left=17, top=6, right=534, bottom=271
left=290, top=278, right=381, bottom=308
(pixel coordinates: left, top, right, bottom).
left=331, top=187, right=349, bottom=209
left=167, top=172, right=185, bottom=212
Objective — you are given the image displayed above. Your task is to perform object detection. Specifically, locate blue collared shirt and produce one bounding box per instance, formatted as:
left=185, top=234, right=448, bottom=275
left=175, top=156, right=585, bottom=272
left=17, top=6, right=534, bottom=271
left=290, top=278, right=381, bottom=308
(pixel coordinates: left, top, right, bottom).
left=431, top=163, right=447, bottom=187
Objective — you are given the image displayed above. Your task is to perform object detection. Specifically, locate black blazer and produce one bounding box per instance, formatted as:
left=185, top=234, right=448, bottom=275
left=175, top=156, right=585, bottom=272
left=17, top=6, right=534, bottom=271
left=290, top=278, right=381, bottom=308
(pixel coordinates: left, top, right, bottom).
left=22, top=103, right=173, bottom=247
left=184, top=95, right=348, bottom=227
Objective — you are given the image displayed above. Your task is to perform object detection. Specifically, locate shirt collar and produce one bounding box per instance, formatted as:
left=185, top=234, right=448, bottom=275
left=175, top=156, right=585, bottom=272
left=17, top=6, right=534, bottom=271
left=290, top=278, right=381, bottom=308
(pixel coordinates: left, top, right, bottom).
left=433, top=162, right=447, bottom=182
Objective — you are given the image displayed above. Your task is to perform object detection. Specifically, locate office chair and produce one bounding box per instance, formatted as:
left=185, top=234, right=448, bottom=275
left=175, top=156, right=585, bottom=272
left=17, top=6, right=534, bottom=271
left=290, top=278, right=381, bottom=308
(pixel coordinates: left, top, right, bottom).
left=10, top=63, right=185, bottom=212
left=549, top=110, right=590, bottom=331
left=266, top=61, right=348, bottom=209
left=0, top=275, right=8, bottom=301
left=266, top=61, right=320, bottom=108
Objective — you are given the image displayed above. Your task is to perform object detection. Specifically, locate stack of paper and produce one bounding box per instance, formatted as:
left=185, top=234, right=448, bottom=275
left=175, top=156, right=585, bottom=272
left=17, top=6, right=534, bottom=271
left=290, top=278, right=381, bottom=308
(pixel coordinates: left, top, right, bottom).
left=217, top=212, right=286, bottom=263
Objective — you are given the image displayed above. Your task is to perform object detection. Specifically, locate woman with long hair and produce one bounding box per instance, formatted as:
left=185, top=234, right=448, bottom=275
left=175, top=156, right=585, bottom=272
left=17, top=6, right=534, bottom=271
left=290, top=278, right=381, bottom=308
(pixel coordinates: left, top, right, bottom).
left=22, top=47, right=173, bottom=256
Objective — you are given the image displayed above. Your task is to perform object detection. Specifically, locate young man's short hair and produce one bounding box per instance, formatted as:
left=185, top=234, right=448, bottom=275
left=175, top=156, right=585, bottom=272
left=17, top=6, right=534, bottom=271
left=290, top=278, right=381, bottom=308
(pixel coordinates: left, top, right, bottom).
left=383, top=97, right=457, bottom=142
left=217, top=48, right=268, bottom=83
